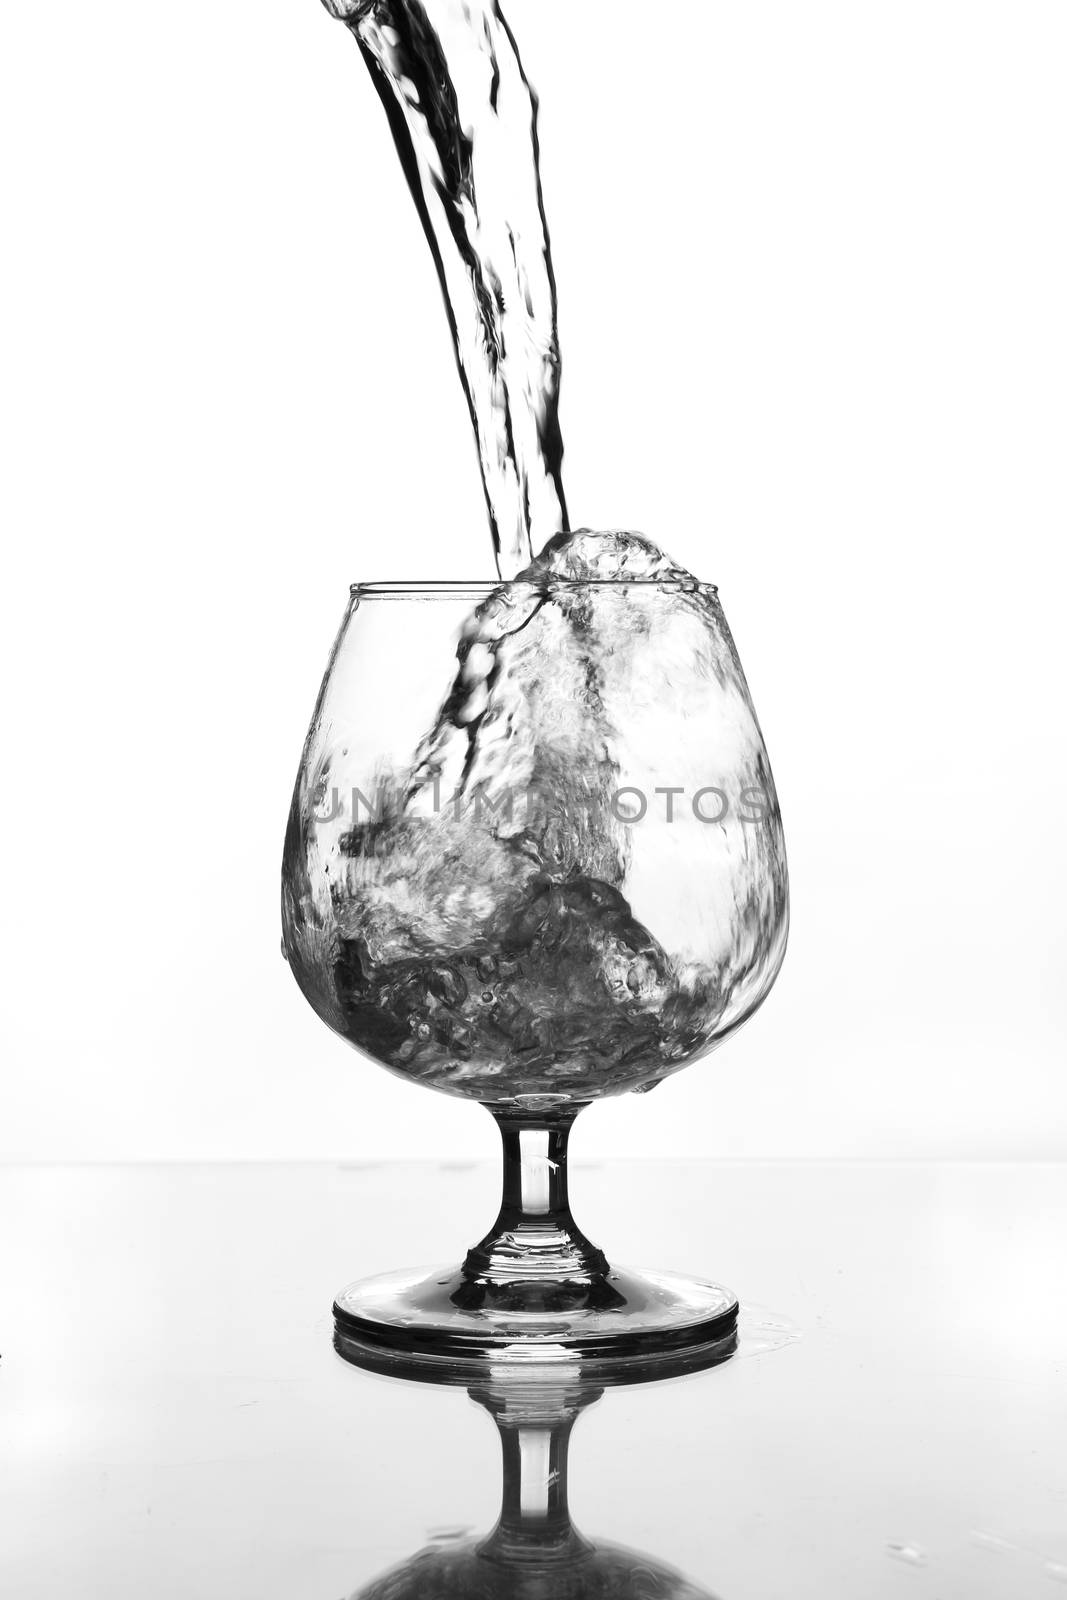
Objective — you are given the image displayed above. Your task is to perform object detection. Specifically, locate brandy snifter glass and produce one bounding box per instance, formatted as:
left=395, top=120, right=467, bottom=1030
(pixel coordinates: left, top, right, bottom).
left=282, top=572, right=787, bottom=1372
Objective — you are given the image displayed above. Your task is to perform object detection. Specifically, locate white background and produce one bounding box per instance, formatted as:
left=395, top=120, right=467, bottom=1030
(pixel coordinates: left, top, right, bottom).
left=2, top=0, right=1064, bottom=1163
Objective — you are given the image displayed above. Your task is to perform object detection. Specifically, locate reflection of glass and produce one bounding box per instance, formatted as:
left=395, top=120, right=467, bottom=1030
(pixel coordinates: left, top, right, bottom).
left=337, top=1334, right=729, bottom=1600
left=283, top=576, right=788, bottom=1365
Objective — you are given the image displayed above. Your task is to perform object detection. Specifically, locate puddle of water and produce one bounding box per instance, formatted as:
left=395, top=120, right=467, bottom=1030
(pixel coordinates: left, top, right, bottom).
left=735, top=1303, right=803, bottom=1359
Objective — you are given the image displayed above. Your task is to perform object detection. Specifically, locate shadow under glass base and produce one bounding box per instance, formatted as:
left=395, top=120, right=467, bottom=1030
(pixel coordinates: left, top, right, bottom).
left=333, top=1109, right=738, bottom=1379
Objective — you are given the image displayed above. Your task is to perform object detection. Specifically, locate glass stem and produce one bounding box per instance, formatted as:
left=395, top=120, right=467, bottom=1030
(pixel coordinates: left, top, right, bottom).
left=463, top=1109, right=609, bottom=1286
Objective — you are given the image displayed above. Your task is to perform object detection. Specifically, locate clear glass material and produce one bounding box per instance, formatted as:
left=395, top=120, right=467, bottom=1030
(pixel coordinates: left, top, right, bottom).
left=282, top=578, right=788, bottom=1368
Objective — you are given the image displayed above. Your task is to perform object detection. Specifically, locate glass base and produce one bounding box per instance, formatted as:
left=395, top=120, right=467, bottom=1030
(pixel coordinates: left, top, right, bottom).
left=333, top=1262, right=739, bottom=1381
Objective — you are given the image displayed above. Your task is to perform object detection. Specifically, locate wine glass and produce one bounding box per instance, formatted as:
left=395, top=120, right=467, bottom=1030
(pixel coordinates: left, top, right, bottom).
left=281, top=568, right=787, bottom=1370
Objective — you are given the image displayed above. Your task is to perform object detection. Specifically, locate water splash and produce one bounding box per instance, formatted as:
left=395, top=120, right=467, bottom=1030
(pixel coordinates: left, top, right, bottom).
left=282, top=533, right=789, bottom=1103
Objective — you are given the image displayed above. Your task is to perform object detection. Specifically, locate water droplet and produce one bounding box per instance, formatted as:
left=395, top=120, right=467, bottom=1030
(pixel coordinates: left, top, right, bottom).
left=887, top=1543, right=928, bottom=1567
left=971, top=1531, right=1022, bottom=1557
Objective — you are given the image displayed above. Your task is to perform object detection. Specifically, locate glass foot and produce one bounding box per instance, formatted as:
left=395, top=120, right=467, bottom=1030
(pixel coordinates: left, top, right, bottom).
left=333, top=1110, right=739, bottom=1379
left=334, top=1262, right=738, bottom=1378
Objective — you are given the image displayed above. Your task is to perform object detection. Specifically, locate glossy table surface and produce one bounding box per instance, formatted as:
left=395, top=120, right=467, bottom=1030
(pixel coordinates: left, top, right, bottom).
left=2, top=1161, right=1065, bottom=1597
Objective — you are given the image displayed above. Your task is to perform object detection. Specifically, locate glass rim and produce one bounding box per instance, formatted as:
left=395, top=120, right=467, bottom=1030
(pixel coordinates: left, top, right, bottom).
left=351, top=578, right=718, bottom=597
